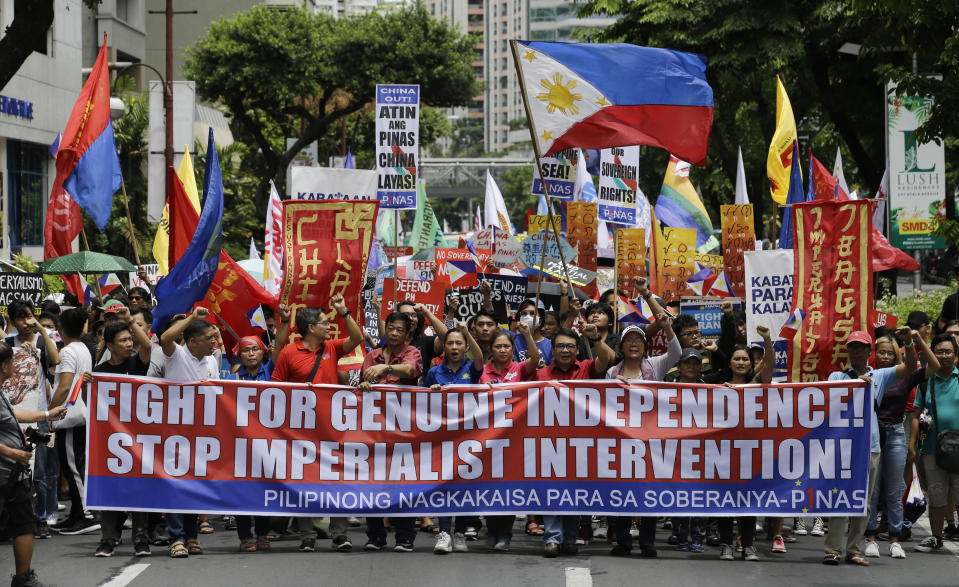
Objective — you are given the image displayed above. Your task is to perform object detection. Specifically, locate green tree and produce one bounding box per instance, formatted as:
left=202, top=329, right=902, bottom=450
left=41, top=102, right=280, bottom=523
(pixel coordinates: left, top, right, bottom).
left=184, top=4, right=480, bottom=208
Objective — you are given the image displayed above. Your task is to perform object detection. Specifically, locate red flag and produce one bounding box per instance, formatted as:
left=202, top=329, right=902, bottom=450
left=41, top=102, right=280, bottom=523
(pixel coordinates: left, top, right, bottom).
left=810, top=154, right=918, bottom=272
left=43, top=172, right=85, bottom=302
left=167, top=166, right=200, bottom=268
left=200, top=252, right=278, bottom=357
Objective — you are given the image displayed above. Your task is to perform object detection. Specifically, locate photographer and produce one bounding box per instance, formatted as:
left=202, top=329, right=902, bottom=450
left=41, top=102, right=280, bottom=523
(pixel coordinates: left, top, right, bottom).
left=0, top=341, right=66, bottom=587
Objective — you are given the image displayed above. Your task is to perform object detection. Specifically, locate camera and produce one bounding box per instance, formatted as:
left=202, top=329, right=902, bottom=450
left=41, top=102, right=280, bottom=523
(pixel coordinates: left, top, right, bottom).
left=23, top=427, right=52, bottom=447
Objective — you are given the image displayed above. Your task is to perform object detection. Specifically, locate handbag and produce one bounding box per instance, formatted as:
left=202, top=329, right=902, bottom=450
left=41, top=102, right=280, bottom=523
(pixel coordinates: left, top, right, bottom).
left=928, top=375, right=959, bottom=474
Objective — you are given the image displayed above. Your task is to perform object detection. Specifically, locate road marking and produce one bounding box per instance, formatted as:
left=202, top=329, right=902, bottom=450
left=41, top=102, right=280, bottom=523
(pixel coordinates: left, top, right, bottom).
left=564, top=566, right=592, bottom=587
left=100, top=563, right=150, bottom=587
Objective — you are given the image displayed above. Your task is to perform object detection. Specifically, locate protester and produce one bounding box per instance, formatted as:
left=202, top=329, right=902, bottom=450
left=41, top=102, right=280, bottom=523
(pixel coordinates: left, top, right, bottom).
left=863, top=330, right=938, bottom=559
left=537, top=324, right=614, bottom=557
left=272, top=297, right=362, bottom=553
left=513, top=300, right=552, bottom=366
left=910, top=333, right=959, bottom=553
left=469, top=310, right=500, bottom=361
left=387, top=301, right=447, bottom=378
left=823, top=328, right=919, bottom=566
left=664, top=314, right=716, bottom=381
left=0, top=341, right=67, bottom=587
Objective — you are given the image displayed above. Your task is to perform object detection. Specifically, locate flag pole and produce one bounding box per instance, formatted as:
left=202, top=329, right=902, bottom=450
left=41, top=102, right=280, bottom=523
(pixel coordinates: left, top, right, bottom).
left=613, top=228, right=619, bottom=334
left=119, top=178, right=142, bottom=266
left=509, top=40, right=576, bottom=310
left=392, top=209, right=399, bottom=307
left=79, top=227, right=103, bottom=302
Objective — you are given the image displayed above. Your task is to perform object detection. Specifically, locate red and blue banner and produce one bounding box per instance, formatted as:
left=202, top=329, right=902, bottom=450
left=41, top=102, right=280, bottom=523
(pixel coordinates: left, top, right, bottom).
left=85, top=376, right=871, bottom=517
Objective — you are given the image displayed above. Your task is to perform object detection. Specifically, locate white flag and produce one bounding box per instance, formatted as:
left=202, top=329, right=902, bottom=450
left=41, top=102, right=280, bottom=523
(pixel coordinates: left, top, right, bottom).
left=735, top=146, right=749, bottom=205
left=833, top=146, right=851, bottom=196
left=484, top=169, right=514, bottom=234
left=873, top=166, right=889, bottom=234
left=248, top=237, right=258, bottom=262
left=263, top=180, right=285, bottom=295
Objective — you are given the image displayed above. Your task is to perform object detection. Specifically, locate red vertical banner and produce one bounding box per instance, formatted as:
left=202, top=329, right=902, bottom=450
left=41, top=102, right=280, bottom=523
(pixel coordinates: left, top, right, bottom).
left=788, top=200, right=873, bottom=381
left=566, top=202, right=598, bottom=296
left=281, top=200, right=379, bottom=341
left=721, top=204, right=754, bottom=299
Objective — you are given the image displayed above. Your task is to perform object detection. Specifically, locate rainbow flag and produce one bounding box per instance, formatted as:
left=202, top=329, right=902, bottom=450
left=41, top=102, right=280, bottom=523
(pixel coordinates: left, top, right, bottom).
left=654, top=156, right=718, bottom=252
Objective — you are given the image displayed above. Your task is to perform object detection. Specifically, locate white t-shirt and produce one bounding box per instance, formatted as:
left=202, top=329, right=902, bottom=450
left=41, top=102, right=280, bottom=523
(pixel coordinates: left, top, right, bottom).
left=54, top=341, right=93, bottom=429
left=2, top=334, right=46, bottom=415
left=163, top=344, right=219, bottom=382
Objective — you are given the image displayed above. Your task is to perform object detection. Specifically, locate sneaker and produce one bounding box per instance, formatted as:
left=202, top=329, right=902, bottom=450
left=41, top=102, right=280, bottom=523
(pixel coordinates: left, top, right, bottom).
left=434, top=531, right=451, bottom=554
left=11, top=569, right=44, bottom=587
left=771, top=536, right=787, bottom=553
left=452, top=532, right=468, bottom=553
left=610, top=544, right=631, bottom=557
left=793, top=518, right=807, bottom=536
left=743, top=545, right=760, bottom=561
left=46, top=514, right=59, bottom=527
left=560, top=542, right=579, bottom=555
left=676, top=541, right=689, bottom=551
left=889, top=542, right=906, bottom=559
left=347, top=517, right=362, bottom=527
left=56, top=518, right=101, bottom=535
left=298, top=537, right=316, bottom=552
left=224, top=516, right=237, bottom=530
left=493, top=538, right=510, bottom=551
left=34, top=522, right=51, bottom=540
left=593, top=517, right=608, bottom=539
left=393, top=541, right=414, bottom=552
left=690, top=540, right=705, bottom=553
left=944, top=524, right=959, bottom=540
left=720, top=544, right=735, bottom=560
left=365, top=537, right=386, bottom=551
left=864, top=541, right=880, bottom=558
left=94, top=540, right=115, bottom=557
left=134, top=541, right=151, bottom=556
left=544, top=542, right=559, bottom=558
left=705, top=530, right=721, bottom=546
left=810, top=517, right=825, bottom=537
left=915, top=535, right=943, bottom=552
left=464, top=526, right=478, bottom=540
left=639, top=545, right=658, bottom=558
left=332, top=535, right=352, bottom=552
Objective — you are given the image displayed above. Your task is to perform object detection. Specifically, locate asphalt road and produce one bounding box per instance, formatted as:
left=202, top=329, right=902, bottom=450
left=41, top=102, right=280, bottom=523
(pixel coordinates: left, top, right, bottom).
left=3, top=515, right=957, bottom=586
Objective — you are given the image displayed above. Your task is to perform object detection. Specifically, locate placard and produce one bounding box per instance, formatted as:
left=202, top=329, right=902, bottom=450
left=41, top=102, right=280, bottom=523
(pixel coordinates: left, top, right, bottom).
left=615, top=228, right=646, bottom=300
left=721, top=204, right=755, bottom=299
left=598, top=146, right=639, bottom=224
left=0, top=273, right=43, bottom=314
left=375, top=84, right=419, bottom=209
left=744, top=249, right=794, bottom=381
left=660, top=227, right=697, bottom=303
left=531, top=150, right=577, bottom=199
left=128, top=264, right=160, bottom=288
left=381, top=277, right=445, bottom=319
left=566, top=201, right=598, bottom=294
left=679, top=297, right=743, bottom=338
left=527, top=215, right=561, bottom=234
left=291, top=167, right=379, bottom=201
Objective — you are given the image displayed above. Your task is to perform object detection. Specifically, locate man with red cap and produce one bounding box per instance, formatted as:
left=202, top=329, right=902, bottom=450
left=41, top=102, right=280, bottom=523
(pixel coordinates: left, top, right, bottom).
left=822, top=327, right=919, bottom=566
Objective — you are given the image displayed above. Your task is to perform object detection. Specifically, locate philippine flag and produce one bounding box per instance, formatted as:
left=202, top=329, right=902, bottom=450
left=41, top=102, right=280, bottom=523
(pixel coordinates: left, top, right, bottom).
left=779, top=308, right=806, bottom=339
left=685, top=264, right=717, bottom=296
left=617, top=296, right=648, bottom=325
left=246, top=306, right=267, bottom=330
left=512, top=41, right=714, bottom=166
left=98, top=273, right=122, bottom=295
left=447, top=259, right=478, bottom=288
left=708, top=271, right=735, bottom=298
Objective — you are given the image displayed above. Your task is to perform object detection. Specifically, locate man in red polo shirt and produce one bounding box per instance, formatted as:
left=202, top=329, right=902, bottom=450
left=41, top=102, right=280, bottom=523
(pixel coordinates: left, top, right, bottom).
left=271, top=294, right=361, bottom=553
left=537, top=325, right=614, bottom=558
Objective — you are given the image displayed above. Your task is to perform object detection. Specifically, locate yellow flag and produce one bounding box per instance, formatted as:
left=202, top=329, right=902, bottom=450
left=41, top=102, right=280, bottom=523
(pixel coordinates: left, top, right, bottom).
left=152, top=146, right=202, bottom=275
left=766, top=76, right=798, bottom=204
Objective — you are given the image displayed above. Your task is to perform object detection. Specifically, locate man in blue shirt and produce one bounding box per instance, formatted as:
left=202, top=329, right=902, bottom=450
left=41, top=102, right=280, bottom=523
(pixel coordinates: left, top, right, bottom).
left=823, top=328, right=918, bottom=566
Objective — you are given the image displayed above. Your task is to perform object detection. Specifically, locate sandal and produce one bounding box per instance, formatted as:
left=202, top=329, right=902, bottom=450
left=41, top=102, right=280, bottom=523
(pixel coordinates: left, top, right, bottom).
left=198, top=520, right=214, bottom=534
left=239, top=538, right=256, bottom=552
left=526, top=521, right=545, bottom=536
left=256, top=536, right=271, bottom=551
left=822, top=553, right=840, bottom=565
left=169, top=541, right=189, bottom=558
left=846, top=553, right=870, bottom=566
left=186, top=538, right=203, bottom=555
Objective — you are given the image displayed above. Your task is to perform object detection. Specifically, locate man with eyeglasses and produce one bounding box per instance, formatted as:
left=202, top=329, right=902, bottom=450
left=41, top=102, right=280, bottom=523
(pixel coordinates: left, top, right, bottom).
left=664, top=314, right=717, bottom=382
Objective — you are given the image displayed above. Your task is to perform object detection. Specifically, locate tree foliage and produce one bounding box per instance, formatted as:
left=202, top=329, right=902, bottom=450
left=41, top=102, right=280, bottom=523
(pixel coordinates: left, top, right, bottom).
left=184, top=4, right=481, bottom=209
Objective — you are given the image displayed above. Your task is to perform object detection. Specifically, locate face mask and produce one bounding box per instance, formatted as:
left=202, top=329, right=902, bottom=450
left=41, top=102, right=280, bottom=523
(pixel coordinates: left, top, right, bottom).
left=519, top=314, right=538, bottom=329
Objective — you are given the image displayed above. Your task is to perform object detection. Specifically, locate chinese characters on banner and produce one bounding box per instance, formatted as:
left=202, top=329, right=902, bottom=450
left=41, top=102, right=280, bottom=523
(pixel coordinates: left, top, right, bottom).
left=531, top=149, right=577, bottom=199
left=788, top=199, right=873, bottom=381
left=280, top=200, right=379, bottom=340
left=598, top=146, right=640, bottom=225
left=615, top=228, right=646, bottom=299
left=721, top=204, right=755, bottom=298
left=375, top=84, right=419, bottom=209
left=660, top=227, right=697, bottom=303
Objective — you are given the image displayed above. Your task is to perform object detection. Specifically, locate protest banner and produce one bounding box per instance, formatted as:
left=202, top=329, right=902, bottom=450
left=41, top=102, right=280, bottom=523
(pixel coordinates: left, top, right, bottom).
left=870, top=309, right=898, bottom=329
left=615, top=228, right=646, bottom=299
left=598, top=146, right=640, bottom=225
left=566, top=202, right=598, bottom=295
left=291, top=167, right=379, bottom=201
left=695, top=253, right=724, bottom=276
left=744, top=250, right=794, bottom=381
left=86, top=375, right=872, bottom=517
left=886, top=83, right=946, bottom=249
left=381, top=277, right=445, bottom=319
left=435, top=248, right=478, bottom=289
left=520, top=230, right=577, bottom=269
left=281, top=200, right=379, bottom=341
left=533, top=257, right=597, bottom=288
left=382, top=245, right=413, bottom=259
left=0, top=273, right=43, bottom=314
left=789, top=200, right=873, bottom=382
left=375, top=84, right=419, bottom=209
left=531, top=149, right=577, bottom=199
left=361, top=287, right=381, bottom=349
left=721, top=204, right=755, bottom=298
left=679, top=298, right=743, bottom=339
left=527, top=215, right=561, bottom=234
left=448, top=273, right=529, bottom=322
left=128, top=264, right=160, bottom=288
left=660, top=227, right=697, bottom=303
left=474, top=229, right=522, bottom=267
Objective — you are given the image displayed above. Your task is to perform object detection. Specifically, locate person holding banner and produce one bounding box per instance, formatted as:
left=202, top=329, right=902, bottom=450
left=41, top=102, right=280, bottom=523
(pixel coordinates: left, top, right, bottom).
left=537, top=325, right=614, bottom=558
left=823, top=327, right=919, bottom=566
left=271, top=297, right=362, bottom=554
left=393, top=301, right=448, bottom=379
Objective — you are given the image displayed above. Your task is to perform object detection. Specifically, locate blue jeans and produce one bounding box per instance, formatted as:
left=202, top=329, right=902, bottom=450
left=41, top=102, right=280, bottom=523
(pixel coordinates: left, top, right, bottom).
left=32, top=423, right=56, bottom=522
left=676, top=517, right=706, bottom=544
left=367, top=516, right=416, bottom=544
left=167, top=513, right=198, bottom=542
left=438, top=516, right=467, bottom=534
left=543, top=515, right=579, bottom=545
left=867, top=421, right=907, bottom=538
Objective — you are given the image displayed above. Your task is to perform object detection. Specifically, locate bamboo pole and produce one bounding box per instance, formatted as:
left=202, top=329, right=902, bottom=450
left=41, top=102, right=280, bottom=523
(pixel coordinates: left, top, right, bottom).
left=79, top=228, right=103, bottom=302
left=119, top=178, right=142, bottom=266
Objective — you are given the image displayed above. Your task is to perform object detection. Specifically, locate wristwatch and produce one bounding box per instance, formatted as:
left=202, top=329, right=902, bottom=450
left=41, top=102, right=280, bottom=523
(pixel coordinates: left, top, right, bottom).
left=387, top=365, right=393, bottom=376
left=341, top=310, right=351, bottom=318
